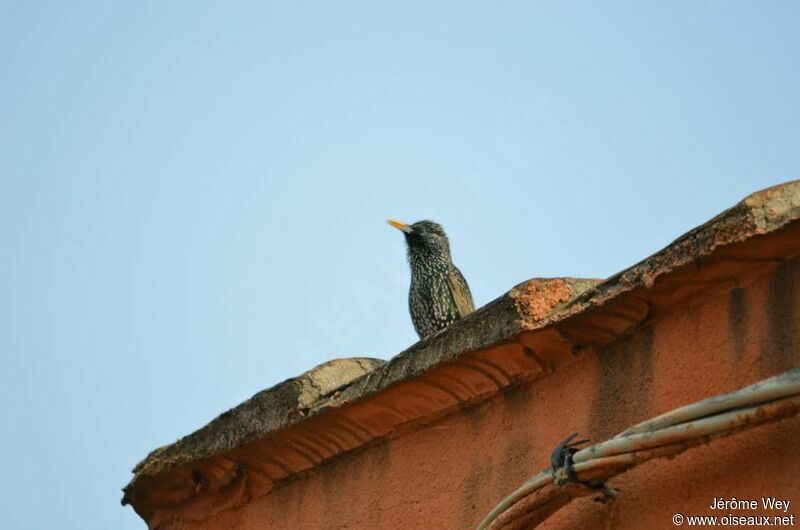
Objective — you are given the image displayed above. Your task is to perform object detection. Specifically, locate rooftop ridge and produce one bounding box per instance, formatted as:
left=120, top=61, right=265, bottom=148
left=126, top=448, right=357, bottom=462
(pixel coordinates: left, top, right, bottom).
left=123, top=179, right=800, bottom=524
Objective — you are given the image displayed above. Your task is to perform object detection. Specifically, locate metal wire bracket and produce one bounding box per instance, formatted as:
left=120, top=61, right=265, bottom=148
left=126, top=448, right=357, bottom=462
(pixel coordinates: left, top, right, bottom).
left=549, top=432, right=588, bottom=487
left=550, top=432, right=619, bottom=504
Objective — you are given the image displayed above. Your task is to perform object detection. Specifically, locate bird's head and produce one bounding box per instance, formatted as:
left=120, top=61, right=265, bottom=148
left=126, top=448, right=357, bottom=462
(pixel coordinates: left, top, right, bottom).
left=387, top=219, right=451, bottom=261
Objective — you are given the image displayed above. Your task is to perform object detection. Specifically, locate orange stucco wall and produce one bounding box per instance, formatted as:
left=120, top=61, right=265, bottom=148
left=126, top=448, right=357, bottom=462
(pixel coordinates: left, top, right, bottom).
left=162, top=257, right=800, bottom=529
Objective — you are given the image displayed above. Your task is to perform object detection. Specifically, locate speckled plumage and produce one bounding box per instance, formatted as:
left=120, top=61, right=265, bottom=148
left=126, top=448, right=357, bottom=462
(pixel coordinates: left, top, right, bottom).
left=391, top=220, right=475, bottom=339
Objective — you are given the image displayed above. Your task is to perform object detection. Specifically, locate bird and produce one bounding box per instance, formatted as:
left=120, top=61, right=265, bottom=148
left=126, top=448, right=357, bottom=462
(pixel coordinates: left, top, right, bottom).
left=387, top=219, right=475, bottom=339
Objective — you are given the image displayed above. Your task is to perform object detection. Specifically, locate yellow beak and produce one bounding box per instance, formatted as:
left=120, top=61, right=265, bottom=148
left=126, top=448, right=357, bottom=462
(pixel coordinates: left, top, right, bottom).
left=387, top=219, right=412, bottom=233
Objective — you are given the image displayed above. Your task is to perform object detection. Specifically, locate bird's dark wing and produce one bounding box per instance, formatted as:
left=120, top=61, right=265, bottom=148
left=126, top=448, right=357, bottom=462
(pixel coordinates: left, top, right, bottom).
left=447, top=267, right=475, bottom=318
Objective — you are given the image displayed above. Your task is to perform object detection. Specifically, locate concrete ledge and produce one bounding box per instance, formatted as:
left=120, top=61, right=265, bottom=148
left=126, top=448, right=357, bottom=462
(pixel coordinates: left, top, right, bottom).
left=122, top=180, right=800, bottom=526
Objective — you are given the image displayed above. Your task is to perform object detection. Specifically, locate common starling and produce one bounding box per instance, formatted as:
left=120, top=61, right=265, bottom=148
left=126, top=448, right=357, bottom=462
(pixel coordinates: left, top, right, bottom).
left=388, top=219, right=475, bottom=339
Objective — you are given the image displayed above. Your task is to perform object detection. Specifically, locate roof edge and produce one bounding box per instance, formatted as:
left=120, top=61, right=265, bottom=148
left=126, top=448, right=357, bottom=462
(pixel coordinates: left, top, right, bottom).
left=123, top=179, right=800, bottom=520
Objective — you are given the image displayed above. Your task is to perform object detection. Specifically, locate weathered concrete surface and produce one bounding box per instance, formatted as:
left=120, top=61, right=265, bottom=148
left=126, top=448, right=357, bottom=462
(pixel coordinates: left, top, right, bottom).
left=123, top=180, right=800, bottom=529
left=546, top=180, right=800, bottom=325
left=125, top=357, right=384, bottom=483
left=122, top=277, right=600, bottom=521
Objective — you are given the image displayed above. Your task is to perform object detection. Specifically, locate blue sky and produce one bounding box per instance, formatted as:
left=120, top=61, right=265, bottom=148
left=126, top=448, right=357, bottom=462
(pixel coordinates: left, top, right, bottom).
left=1, top=2, right=798, bottom=529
